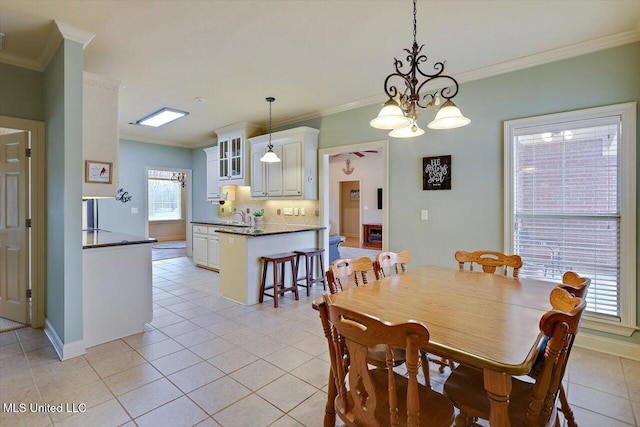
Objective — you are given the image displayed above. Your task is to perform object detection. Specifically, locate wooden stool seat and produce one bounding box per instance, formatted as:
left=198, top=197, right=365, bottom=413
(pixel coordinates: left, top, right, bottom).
left=259, top=252, right=298, bottom=308
left=294, top=248, right=327, bottom=295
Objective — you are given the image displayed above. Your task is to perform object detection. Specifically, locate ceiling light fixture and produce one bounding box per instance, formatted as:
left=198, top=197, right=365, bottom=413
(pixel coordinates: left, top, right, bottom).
left=171, top=172, right=187, bottom=188
left=370, top=0, right=470, bottom=138
left=260, top=97, right=280, bottom=163
left=135, top=107, right=189, bottom=127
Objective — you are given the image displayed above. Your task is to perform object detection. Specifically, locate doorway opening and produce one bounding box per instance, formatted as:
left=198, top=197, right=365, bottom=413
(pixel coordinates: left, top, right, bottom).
left=339, top=180, right=361, bottom=248
left=145, top=167, right=192, bottom=260
left=319, top=140, right=388, bottom=261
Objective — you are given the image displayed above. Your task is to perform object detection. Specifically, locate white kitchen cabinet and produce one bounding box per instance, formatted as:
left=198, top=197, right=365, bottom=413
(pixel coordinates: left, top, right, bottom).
left=204, top=147, right=236, bottom=202
left=248, top=126, right=319, bottom=200
left=216, top=122, right=258, bottom=186
left=192, top=224, right=225, bottom=271
left=207, top=232, right=219, bottom=270
left=193, top=226, right=209, bottom=266
left=250, top=145, right=282, bottom=198
left=82, top=72, right=123, bottom=198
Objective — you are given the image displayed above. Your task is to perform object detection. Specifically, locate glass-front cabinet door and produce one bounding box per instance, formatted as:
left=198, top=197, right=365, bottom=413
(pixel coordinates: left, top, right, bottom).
left=218, top=138, right=229, bottom=179
left=230, top=135, right=242, bottom=179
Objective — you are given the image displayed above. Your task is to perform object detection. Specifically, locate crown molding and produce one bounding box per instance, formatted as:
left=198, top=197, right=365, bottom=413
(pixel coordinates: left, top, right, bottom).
left=274, top=29, right=640, bottom=129
left=83, top=71, right=123, bottom=92
left=118, top=132, right=207, bottom=149
left=0, top=51, right=42, bottom=71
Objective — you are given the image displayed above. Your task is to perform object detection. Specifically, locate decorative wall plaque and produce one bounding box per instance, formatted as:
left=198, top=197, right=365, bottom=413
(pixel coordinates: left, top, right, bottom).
left=423, top=155, right=451, bottom=190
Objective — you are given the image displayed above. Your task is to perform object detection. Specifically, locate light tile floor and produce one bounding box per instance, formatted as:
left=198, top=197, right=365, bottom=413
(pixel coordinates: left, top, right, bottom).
left=0, top=256, right=639, bottom=427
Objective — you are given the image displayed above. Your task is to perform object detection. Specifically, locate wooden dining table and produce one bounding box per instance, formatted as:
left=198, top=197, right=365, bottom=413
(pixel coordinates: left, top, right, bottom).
left=317, top=264, right=560, bottom=427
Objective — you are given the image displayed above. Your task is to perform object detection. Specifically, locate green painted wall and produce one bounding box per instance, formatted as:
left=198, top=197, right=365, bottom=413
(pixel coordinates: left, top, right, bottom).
left=99, top=139, right=193, bottom=237
left=191, top=144, right=218, bottom=221
left=288, top=42, right=640, bottom=343
left=0, top=62, right=44, bottom=121
left=44, top=39, right=84, bottom=344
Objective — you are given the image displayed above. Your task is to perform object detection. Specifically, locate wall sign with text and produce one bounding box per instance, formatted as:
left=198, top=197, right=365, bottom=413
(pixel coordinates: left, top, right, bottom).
left=423, top=155, right=451, bottom=190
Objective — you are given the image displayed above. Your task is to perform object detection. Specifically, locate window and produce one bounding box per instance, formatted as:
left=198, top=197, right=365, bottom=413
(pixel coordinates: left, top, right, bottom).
left=504, top=103, right=636, bottom=335
left=148, top=169, right=183, bottom=221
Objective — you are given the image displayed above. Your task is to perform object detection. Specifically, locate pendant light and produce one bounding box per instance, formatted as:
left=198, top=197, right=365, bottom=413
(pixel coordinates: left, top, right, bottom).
left=371, top=0, right=470, bottom=137
left=260, top=97, right=280, bottom=163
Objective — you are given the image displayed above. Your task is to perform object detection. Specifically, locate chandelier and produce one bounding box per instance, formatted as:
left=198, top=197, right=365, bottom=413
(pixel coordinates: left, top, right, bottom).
left=370, top=0, right=470, bottom=138
left=171, top=172, right=187, bottom=187
left=260, top=97, right=281, bottom=163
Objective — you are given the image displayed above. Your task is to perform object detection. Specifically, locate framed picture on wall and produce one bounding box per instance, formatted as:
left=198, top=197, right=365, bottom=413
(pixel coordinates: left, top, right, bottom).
left=350, top=189, right=360, bottom=201
left=85, top=160, right=113, bottom=184
left=423, top=155, right=451, bottom=190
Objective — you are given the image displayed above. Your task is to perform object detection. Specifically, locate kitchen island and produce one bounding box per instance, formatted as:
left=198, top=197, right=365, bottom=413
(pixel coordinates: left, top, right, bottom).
left=217, top=224, right=325, bottom=305
left=82, top=229, right=156, bottom=347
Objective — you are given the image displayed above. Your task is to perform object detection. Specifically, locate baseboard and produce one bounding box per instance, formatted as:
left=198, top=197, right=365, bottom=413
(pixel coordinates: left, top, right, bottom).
left=44, top=318, right=86, bottom=360
left=574, top=332, right=640, bottom=361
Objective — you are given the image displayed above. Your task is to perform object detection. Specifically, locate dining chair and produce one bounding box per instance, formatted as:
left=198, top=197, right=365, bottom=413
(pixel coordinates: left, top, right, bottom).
left=326, top=257, right=413, bottom=374
left=529, top=271, right=591, bottom=427
left=443, top=282, right=588, bottom=427
left=321, top=293, right=455, bottom=427
left=327, top=256, right=374, bottom=294
left=373, top=250, right=412, bottom=279
left=455, top=250, right=523, bottom=277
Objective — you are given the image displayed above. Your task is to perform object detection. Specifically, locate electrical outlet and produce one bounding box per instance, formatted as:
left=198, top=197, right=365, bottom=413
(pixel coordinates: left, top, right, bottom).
left=363, top=205, right=369, bottom=211
left=300, top=208, right=305, bottom=216
left=131, top=207, right=138, bottom=214
left=294, top=208, right=299, bottom=216
left=277, top=209, right=281, bottom=215
left=246, top=208, right=250, bottom=213
left=315, top=209, right=319, bottom=216
left=421, top=209, right=429, bottom=220
left=221, top=207, right=225, bottom=212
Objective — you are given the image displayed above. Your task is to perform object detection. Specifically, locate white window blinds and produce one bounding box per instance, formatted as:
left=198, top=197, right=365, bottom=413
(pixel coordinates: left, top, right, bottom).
left=512, top=118, right=621, bottom=319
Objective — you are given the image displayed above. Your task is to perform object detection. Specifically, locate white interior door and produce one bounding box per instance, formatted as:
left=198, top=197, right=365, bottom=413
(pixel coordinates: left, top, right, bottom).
left=0, top=132, right=29, bottom=324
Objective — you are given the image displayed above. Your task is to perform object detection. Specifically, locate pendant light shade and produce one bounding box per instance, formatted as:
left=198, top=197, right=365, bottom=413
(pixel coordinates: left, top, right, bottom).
left=370, top=99, right=412, bottom=130
left=260, top=97, right=281, bottom=163
left=389, top=120, right=425, bottom=138
left=260, top=150, right=280, bottom=163
left=427, top=100, right=471, bottom=130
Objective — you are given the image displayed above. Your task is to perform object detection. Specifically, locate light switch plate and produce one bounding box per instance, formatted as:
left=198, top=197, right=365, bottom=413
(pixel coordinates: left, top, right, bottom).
left=294, top=208, right=299, bottom=215
left=131, top=207, right=138, bottom=214
left=300, top=208, right=305, bottom=216
left=283, top=207, right=293, bottom=215
left=421, top=209, right=428, bottom=220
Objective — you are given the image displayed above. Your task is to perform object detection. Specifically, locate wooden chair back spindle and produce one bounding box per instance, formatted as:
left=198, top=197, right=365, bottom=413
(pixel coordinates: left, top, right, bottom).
left=328, top=257, right=374, bottom=294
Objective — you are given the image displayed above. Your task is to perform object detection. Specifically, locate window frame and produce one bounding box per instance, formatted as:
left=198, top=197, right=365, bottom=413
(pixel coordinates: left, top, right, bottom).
left=504, top=102, right=637, bottom=336
left=147, top=171, right=184, bottom=222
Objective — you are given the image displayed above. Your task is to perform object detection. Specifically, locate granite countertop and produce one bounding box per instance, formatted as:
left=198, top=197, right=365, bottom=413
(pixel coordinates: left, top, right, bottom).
left=215, top=224, right=325, bottom=237
left=191, top=220, right=251, bottom=228
left=83, top=229, right=157, bottom=249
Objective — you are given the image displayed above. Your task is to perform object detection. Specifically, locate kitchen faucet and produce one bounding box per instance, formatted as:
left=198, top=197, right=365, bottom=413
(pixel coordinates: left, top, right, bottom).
left=231, top=209, right=248, bottom=224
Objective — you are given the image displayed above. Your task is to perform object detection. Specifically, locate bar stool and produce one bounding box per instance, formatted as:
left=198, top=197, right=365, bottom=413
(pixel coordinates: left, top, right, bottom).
left=294, top=248, right=327, bottom=296
left=259, top=252, right=298, bottom=308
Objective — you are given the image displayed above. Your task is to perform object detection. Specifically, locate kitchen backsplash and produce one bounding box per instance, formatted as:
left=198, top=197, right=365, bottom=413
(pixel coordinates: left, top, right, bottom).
left=217, top=186, right=320, bottom=226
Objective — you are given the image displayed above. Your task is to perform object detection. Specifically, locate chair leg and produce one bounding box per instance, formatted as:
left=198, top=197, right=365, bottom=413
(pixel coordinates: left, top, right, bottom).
left=291, top=258, right=299, bottom=301
left=305, top=255, right=312, bottom=296
left=419, top=350, right=431, bottom=389
left=259, top=260, right=268, bottom=303
left=558, top=383, right=577, bottom=427
left=273, top=261, right=279, bottom=308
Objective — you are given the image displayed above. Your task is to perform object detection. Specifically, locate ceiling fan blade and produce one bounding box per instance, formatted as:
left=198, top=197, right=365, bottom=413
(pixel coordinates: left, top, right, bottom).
left=364, top=150, right=379, bottom=153
left=354, top=152, right=364, bottom=157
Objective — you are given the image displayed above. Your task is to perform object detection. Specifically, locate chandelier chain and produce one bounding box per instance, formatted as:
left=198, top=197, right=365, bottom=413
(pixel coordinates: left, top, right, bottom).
left=413, top=0, right=417, bottom=45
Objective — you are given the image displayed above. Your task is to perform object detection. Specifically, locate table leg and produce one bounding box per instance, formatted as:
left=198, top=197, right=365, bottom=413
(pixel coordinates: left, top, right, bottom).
left=483, top=369, right=512, bottom=427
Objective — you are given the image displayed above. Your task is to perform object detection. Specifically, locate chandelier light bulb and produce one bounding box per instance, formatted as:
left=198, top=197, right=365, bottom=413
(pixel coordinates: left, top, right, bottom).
left=427, top=100, right=471, bottom=130
left=370, top=99, right=412, bottom=130
left=388, top=120, right=425, bottom=138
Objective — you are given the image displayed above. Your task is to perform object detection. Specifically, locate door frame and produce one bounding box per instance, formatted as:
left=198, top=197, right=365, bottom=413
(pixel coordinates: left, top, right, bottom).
left=319, top=140, right=388, bottom=259
left=0, top=116, right=45, bottom=328
left=144, top=166, right=193, bottom=256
